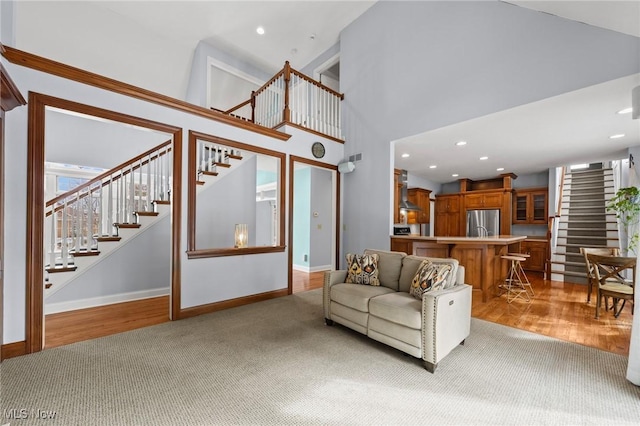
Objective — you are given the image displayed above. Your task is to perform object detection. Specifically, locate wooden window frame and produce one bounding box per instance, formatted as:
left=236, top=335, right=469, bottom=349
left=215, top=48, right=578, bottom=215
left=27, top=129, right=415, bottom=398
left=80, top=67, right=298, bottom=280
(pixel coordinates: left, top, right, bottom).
left=186, top=130, right=286, bottom=258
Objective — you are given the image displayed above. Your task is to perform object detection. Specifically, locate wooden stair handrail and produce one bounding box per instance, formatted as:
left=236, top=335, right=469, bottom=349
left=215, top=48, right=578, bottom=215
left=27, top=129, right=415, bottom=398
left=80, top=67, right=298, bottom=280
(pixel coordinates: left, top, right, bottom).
left=556, top=166, right=566, bottom=217
left=289, top=68, right=344, bottom=99
left=46, top=139, right=172, bottom=210
left=223, top=98, right=252, bottom=115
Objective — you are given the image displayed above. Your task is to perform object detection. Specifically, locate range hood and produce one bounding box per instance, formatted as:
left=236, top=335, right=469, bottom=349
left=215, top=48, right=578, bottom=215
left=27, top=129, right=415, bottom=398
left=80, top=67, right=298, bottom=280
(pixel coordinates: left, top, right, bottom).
left=399, top=170, right=421, bottom=211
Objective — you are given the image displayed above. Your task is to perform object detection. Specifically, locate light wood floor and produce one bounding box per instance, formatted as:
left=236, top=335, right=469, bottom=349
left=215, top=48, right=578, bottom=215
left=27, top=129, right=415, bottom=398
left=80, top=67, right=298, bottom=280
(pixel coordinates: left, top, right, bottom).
left=45, top=271, right=632, bottom=356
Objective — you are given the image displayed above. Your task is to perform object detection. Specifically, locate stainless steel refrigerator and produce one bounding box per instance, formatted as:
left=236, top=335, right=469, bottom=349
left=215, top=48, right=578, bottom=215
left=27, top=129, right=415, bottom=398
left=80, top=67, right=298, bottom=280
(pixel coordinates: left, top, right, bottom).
left=466, top=209, right=500, bottom=237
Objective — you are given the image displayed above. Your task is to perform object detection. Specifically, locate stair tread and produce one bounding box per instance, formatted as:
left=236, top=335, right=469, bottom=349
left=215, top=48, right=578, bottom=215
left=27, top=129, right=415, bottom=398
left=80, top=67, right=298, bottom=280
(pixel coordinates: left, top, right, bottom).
left=46, top=265, right=77, bottom=273
left=69, top=250, right=101, bottom=257
left=134, top=211, right=159, bottom=217
left=96, top=236, right=122, bottom=242
left=114, top=223, right=141, bottom=228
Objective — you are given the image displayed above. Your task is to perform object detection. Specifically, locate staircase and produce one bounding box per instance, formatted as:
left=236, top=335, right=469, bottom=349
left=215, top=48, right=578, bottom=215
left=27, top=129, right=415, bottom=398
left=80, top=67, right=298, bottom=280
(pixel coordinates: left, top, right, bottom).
left=44, top=141, right=173, bottom=296
left=44, top=139, right=248, bottom=297
left=550, top=167, right=619, bottom=284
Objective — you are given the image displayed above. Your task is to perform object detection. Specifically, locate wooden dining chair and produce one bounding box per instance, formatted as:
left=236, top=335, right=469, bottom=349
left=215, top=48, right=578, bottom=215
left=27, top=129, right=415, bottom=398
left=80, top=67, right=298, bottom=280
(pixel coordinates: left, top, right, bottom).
left=586, top=253, right=635, bottom=319
left=580, top=247, right=619, bottom=304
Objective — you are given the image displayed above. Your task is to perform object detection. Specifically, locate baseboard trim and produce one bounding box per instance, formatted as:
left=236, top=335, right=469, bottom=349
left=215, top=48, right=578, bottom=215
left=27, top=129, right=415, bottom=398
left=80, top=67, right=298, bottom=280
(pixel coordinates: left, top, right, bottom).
left=45, top=288, right=170, bottom=315
left=179, top=288, right=288, bottom=319
left=2, top=340, right=26, bottom=360
left=292, top=264, right=332, bottom=273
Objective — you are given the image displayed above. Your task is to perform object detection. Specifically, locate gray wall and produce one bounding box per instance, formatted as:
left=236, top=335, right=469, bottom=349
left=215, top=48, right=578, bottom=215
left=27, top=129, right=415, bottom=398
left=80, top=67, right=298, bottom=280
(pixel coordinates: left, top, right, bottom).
left=196, top=156, right=258, bottom=248
left=46, top=215, right=170, bottom=304
left=309, top=167, right=333, bottom=268
left=339, top=1, right=640, bottom=257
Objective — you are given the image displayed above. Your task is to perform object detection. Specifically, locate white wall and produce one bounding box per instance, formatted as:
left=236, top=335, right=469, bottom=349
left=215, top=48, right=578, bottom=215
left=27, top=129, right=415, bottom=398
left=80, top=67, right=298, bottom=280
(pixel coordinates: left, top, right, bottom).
left=13, top=1, right=194, bottom=99
left=339, top=1, right=640, bottom=258
left=2, top=60, right=344, bottom=344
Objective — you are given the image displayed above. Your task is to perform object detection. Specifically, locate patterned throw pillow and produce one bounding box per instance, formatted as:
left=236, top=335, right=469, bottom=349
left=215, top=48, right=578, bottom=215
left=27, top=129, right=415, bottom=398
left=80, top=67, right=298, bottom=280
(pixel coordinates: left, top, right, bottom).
left=409, top=260, right=452, bottom=300
left=345, top=253, right=380, bottom=286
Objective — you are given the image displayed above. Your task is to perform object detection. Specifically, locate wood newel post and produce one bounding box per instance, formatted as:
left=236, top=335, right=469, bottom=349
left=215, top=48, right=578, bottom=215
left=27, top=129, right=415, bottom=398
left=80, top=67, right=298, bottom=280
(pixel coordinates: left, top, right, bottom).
left=283, top=61, right=291, bottom=123
left=250, top=90, right=256, bottom=123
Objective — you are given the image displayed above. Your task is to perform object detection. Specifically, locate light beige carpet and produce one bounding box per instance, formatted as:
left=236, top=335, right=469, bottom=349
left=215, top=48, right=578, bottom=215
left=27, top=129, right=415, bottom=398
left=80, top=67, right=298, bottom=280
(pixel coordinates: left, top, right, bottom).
left=1, top=289, right=639, bottom=425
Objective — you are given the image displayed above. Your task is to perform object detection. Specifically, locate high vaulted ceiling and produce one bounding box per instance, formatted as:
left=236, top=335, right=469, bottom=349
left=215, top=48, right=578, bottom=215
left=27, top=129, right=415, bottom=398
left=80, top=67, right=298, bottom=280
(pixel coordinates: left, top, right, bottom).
left=93, top=0, right=376, bottom=73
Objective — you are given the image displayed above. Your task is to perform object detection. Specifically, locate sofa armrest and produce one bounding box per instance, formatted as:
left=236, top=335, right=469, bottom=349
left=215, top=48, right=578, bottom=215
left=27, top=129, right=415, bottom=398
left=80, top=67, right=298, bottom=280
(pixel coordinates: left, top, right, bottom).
left=421, top=283, right=472, bottom=366
left=323, top=270, right=348, bottom=319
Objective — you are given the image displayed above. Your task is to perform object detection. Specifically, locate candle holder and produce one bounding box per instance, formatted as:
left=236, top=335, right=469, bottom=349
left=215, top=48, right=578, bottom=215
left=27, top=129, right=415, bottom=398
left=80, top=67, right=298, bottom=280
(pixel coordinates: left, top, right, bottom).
left=235, top=224, right=248, bottom=248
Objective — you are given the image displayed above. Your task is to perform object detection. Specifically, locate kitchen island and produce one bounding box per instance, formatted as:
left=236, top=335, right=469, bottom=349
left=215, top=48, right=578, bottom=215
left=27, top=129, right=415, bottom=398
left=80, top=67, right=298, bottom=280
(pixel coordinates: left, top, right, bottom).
left=390, top=235, right=526, bottom=302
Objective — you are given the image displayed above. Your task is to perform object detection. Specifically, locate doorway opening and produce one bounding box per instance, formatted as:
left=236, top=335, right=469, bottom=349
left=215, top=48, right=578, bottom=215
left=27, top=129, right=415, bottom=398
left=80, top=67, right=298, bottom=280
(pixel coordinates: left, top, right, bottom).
left=289, top=156, right=339, bottom=294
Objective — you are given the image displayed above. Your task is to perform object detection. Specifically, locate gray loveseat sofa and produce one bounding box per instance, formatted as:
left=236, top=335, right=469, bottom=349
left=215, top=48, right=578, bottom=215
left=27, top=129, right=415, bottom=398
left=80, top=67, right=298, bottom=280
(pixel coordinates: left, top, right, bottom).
left=323, top=249, right=472, bottom=372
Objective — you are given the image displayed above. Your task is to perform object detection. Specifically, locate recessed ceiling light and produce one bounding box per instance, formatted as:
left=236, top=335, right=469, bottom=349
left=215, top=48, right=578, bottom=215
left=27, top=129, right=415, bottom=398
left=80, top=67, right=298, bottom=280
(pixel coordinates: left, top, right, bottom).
left=480, top=156, right=488, bottom=160
left=452, top=173, right=459, bottom=177
left=256, top=26, right=265, bottom=35
left=610, top=134, right=625, bottom=139
left=429, top=165, right=437, bottom=169
left=496, top=167, right=504, bottom=171
left=455, top=141, right=467, bottom=146
left=617, top=107, right=633, bottom=114
left=401, top=153, right=410, bottom=158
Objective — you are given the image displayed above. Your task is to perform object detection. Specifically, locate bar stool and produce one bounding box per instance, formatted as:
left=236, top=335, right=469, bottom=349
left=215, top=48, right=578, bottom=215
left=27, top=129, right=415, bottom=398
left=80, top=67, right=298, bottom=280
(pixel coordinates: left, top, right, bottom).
left=500, top=255, right=531, bottom=303
left=507, top=252, right=534, bottom=297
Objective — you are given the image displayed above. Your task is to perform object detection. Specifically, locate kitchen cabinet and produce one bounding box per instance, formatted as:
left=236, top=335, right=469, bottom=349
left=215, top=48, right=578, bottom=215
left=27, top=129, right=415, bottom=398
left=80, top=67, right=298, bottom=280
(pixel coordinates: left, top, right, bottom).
left=464, top=191, right=504, bottom=209
left=435, top=194, right=461, bottom=236
left=520, top=239, right=547, bottom=272
left=513, top=188, right=548, bottom=224
left=407, top=188, right=432, bottom=224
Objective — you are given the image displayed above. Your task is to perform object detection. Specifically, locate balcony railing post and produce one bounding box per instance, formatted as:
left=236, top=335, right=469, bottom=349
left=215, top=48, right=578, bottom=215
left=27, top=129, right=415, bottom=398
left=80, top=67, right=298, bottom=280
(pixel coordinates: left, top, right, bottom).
left=250, top=90, right=256, bottom=123
left=283, top=61, right=291, bottom=123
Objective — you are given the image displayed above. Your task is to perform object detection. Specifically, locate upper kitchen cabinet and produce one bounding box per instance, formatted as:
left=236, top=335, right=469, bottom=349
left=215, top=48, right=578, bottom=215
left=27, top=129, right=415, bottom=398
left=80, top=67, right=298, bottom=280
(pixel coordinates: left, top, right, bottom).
left=435, top=194, right=461, bottom=236
left=407, top=188, right=431, bottom=224
left=512, top=188, right=548, bottom=224
left=464, top=191, right=504, bottom=209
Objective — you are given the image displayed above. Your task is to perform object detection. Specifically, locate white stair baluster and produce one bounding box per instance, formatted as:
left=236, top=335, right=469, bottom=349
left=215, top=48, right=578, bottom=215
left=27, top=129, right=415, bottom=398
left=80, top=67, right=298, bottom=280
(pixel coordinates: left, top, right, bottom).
left=75, top=193, right=81, bottom=252
left=61, top=199, right=68, bottom=267
left=87, top=186, right=94, bottom=249
left=107, top=175, right=113, bottom=236
left=146, top=154, right=152, bottom=212
left=129, top=164, right=135, bottom=223
left=49, top=207, right=56, bottom=267
left=96, top=184, right=103, bottom=241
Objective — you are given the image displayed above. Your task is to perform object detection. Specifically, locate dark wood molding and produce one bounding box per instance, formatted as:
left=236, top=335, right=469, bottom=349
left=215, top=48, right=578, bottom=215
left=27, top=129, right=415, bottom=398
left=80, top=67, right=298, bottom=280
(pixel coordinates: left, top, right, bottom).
left=1, top=340, right=27, bottom=360
left=0, top=63, right=27, bottom=112
left=287, top=156, right=340, bottom=295
left=180, top=288, right=288, bottom=319
left=186, top=245, right=285, bottom=259
left=171, top=129, right=183, bottom=321
left=26, top=93, right=45, bottom=353
left=26, top=93, right=183, bottom=352
left=187, top=130, right=286, bottom=256
left=274, top=121, right=344, bottom=144
left=1, top=46, right=290, bottom=142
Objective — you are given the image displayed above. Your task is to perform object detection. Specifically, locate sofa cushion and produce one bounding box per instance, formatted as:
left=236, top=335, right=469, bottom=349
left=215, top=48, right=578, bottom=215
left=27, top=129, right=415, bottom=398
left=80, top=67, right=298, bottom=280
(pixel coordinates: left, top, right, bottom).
left=345, top=253, right=380, bottom=286
left=369, top=292, right=422, bottom=330
left=409, top=260, right=452, bottom=300
left=330, top=283, right=395, bottom=313
left=399, top=255, right=459, bottom=292
left=364, top=249, right=406, bottom=291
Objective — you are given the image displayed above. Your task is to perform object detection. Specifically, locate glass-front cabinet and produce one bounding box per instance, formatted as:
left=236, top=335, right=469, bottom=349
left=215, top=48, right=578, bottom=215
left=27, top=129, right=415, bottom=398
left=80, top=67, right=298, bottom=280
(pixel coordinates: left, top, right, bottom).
left=512, top=188, right=548, bottom=225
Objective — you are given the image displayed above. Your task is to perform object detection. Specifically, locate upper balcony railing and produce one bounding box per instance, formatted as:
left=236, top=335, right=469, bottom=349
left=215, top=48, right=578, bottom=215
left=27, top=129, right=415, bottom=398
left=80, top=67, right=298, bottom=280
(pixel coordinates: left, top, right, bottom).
left=223, top=62, right=344, bottom=142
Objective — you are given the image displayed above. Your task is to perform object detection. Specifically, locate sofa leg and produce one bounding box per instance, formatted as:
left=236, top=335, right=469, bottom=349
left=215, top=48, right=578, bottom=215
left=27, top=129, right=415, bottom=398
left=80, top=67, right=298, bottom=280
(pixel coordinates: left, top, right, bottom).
left=423, top=361, right=437, bottom=373
left=460, top=339, right=465, bottom=346
left=325, top=318, right=334, bottom=326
